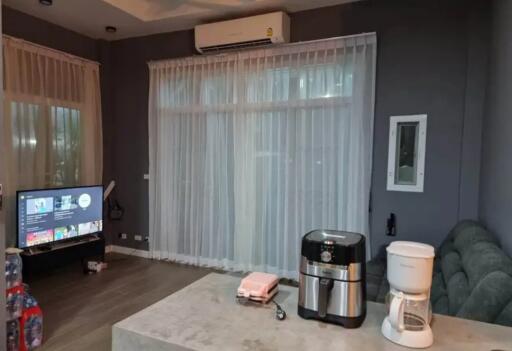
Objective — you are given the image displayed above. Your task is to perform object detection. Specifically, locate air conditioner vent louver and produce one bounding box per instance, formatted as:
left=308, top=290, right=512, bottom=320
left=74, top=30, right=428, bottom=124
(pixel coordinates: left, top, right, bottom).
left=195, top=12, right=290, bottom=54
left=200, top=38, right=273, bottom=53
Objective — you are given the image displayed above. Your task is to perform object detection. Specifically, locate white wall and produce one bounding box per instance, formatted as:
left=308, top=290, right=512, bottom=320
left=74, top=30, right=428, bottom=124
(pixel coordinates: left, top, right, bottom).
left=480, top=0, right=512, bottom=255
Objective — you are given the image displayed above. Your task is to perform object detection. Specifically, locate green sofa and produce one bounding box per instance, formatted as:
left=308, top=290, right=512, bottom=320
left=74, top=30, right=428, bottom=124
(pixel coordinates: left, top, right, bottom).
left=366, top=220, right=512, bottom=326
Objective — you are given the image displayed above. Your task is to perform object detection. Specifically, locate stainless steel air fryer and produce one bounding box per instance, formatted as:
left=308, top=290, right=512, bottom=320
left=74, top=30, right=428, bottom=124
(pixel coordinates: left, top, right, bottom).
left=298, top=230, right=366, bottom=328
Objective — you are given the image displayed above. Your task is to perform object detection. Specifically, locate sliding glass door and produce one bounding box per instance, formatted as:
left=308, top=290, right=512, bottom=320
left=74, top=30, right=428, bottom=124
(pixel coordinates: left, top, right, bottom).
left=149, top=34, right=377, bottom=279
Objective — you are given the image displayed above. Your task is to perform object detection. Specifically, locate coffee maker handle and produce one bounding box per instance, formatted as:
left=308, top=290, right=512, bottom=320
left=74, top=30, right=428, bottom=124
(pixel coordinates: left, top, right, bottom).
left=318, top=278, right=333, bottom=318
left=389, top=293, right=405, bottom=331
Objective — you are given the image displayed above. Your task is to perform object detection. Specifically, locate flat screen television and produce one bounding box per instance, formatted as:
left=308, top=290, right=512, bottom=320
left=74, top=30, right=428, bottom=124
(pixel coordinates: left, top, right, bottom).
left=17, top=185, right=103, bottom=249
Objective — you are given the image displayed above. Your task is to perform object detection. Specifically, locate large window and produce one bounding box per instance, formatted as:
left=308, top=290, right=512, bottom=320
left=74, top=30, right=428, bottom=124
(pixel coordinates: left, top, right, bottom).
left=51, top=106, right=81, bottom=186
left=2, top=35, right=102, bottom=245
left=10, top=102, right=81, bottom=187
left=148, top=34, right=377, bottom=278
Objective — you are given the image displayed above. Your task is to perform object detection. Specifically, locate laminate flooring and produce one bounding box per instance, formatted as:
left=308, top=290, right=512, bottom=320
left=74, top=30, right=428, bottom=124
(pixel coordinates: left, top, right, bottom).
left=26, top=253, right=212, bottom=351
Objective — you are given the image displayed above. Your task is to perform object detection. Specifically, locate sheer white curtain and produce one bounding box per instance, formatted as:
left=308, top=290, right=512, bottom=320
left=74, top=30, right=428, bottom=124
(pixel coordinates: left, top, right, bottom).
left=149, top=34, right=376, bottom=279
left=2, top=35, right=103, bottom=245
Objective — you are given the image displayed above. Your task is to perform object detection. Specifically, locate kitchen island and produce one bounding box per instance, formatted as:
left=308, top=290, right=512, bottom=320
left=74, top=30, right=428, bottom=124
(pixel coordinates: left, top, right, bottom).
left=112, top=273, right=512, bottom=351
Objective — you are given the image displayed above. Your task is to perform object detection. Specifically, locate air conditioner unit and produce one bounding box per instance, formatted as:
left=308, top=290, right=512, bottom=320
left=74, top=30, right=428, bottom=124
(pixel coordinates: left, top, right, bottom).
left=195, top=12, right=290, bottom=54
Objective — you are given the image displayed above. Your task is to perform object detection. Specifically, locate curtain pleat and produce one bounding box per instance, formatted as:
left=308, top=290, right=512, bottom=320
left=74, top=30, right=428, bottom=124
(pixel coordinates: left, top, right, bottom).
left=2, top=36, right=102, bottom=246
left=149, top=34, right=377, bottom=279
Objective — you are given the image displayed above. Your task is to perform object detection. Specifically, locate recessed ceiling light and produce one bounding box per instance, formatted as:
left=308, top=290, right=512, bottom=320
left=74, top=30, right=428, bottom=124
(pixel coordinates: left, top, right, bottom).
left=39, top=0, right=53, bottom=5
left=105, top=26, right=117, bottom=33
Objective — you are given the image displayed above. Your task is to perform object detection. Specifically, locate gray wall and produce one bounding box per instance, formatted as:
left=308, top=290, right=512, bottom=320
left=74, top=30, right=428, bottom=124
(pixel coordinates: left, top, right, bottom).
left=106, top=0, right=490, bottom=255
left=479, top=0, right=512, bottom=255
left=2, top=6, right=98, bottom=61
left=106, top=30, right=196, bottom=248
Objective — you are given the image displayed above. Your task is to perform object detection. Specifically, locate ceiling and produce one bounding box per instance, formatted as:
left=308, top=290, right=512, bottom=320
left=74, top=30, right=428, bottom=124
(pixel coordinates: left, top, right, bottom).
left=3, top=0, right=358, bottom=41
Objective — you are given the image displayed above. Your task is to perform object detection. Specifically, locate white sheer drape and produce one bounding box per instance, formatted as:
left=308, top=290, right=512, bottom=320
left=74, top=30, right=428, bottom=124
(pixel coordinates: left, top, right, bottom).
left=2, top=35, right=103, bottom=245
left=149, top=34, right=376, bottom=279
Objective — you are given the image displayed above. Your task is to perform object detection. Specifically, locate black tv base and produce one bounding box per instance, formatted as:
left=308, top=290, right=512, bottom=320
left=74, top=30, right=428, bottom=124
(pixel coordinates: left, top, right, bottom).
left=21, top=234, right=105, bottom=277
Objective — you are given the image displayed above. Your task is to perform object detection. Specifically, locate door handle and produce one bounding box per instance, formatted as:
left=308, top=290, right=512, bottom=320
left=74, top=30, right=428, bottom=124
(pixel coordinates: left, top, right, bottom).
left=318, top=278, right=333, bottom=318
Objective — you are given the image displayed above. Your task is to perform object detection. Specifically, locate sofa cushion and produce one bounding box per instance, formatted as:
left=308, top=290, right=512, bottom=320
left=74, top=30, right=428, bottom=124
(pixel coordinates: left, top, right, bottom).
left=430, top=272, right=447, bottom=312
left=495, top=300, right=512, bottom=327
left=375, top=279, right=389, bottom=303
left=453, top=225, right=499, bottom=256
left=461, top=241, right=512, bottom=290
left=366, top=258, right=387, bottom=303
left=456, top=271, right=512, bottom=325
left=432, top=295, right=449, bottom=315
left=430, top=273, right=446, bottom=301
left=438, top=219, right=482, bottom=257
left=440, top=251, right=463, bottom=287
left=446, top=271, right=470, bottom=315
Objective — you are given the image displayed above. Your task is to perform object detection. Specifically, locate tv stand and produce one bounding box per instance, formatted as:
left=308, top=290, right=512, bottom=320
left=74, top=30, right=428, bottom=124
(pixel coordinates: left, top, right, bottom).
left=31, top=245, right=52, bottom=252
left=22, top=234, right=105, bottom=277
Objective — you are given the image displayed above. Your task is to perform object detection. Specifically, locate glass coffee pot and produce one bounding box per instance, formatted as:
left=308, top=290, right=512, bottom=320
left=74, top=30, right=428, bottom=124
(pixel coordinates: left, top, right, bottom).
left=385, top=288, right=432, bottom=332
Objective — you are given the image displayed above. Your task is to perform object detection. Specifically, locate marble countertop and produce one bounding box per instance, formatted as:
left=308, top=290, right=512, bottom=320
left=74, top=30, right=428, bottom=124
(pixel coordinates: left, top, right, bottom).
left=113, top=273, right=512, bottom=351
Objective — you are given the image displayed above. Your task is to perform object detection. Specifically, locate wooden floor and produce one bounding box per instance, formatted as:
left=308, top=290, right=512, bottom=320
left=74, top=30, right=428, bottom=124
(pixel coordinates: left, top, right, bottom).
left=26, top=253, right=212, bottom=351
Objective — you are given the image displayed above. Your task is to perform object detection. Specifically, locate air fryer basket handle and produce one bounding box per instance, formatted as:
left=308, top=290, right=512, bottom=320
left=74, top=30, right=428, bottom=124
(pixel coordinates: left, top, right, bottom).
left=318, top=278, right=334, bottom=318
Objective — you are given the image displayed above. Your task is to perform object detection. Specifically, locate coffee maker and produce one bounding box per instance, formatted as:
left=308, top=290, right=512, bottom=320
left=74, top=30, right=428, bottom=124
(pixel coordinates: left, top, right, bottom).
left=298, top=230, right=366, bottom=328
left=381, top=241, right=435, bottom=348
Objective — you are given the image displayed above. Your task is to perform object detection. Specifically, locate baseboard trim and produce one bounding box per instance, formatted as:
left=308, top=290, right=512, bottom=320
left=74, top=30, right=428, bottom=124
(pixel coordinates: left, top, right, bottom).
left=106, top=245, right=150, bottom=259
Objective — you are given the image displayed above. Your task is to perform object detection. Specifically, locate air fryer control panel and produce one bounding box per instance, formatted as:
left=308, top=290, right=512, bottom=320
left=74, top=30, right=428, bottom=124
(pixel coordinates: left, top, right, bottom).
left=301, top=230, right=365, bottom=266
left=320, top=243, right=334, bottom=263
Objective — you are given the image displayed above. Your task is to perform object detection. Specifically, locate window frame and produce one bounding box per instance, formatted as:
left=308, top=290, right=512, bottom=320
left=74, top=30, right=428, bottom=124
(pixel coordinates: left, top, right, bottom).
left=386, top=114, right=427, bottom=193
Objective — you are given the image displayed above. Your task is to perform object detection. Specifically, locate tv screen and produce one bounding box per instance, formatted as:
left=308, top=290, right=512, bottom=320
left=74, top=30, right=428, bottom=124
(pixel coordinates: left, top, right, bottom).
left=17, top=185, right=103, bottom=249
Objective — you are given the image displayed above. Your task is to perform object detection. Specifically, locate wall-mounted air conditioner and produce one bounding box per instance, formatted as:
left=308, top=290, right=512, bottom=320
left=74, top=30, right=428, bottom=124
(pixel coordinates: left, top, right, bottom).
left=195, top=12, right=290, bottom=54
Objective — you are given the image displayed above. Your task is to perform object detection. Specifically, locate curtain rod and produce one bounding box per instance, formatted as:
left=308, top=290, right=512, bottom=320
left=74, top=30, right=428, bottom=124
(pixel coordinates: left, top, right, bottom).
left=147, top=31, right=377, bottom=66
left=3, top=34, right=101, bottom=66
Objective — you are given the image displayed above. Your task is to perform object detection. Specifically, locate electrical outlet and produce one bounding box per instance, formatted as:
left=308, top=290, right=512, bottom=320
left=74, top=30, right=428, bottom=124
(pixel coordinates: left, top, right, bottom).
left=134, top=235, right=142, bottom=241
left=119, top=233, right=128, bottom=239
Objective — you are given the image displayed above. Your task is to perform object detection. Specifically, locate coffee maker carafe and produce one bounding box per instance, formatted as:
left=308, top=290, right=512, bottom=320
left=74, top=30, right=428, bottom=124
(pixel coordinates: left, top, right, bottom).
left=381, top=241, right=435, bottom=348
